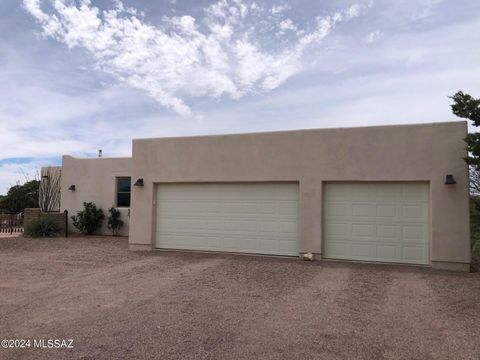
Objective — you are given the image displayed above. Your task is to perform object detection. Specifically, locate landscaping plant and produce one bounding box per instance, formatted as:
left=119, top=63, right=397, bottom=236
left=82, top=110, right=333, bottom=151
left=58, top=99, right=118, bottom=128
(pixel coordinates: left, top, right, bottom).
left=24, top=218, right=60, bottom=237
left=451, top=91, right=480, bottom=267
left=107, top=207, right=124, bottom=236
left=71, top=202, right=105, bottom=235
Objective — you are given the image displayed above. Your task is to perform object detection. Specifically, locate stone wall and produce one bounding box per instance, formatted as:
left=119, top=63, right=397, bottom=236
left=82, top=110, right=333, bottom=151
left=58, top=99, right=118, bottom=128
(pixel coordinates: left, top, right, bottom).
left=24, top=208, right=67, bottom=236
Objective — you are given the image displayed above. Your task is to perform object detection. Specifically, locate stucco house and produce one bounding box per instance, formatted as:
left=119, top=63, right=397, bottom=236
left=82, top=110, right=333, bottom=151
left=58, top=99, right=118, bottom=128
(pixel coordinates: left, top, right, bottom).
left=54, top=121, right=471, bottom=271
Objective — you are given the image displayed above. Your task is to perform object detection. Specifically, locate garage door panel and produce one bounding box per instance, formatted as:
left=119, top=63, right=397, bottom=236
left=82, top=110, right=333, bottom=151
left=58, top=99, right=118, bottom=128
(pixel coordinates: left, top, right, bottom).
left=401, top=204, right=428, bottom=220
left=376, top=204, right=396, bottom=217
left=325, top=222, right=349, bottom=237
left=325, top=242, right=349, bottom=257
left=323, top=184, right=350, bottom=201
left=352, top=204, right=375, bottom=217
left=376, top=184, right=402, bottom=202
left=402, top=225, right=427, bottom=241
left=402, top=246, right=426, bottom=262
left=325, top=203, right=349, bottom=217
left=376, top=223, right=398, bottom=236
left=278, top=201, right=298, bottom=215
left=403, top=184, right=429, bottom=201
left=376, top=244, right=398, bottom=259
left=324, top=182, right=429, bottom=265
left=351, top=184, right=377, bottom=201
left=156, top=183, right=299, bottom=256
left=351, top=223, right=375, bottom=238
left=279, top=220, right=297, bottom=234
left=259, top=240, right=285, bottom=253
left=351, top=243, right=375, bottom=257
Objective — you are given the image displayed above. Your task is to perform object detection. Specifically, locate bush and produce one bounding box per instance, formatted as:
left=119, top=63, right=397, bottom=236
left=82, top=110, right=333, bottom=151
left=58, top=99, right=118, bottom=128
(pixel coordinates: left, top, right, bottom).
left=71, top=202, right=105, bottom=235
left=107, top=207, right=124, bottom=236
left=24, top=218, right=61, bottom=238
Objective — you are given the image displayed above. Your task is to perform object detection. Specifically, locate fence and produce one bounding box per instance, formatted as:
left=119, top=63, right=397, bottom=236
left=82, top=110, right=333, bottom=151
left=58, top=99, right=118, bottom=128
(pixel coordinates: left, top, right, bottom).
left=23, top=208, right=68, bottom=237
left=0, top=212, right=23, bottom=234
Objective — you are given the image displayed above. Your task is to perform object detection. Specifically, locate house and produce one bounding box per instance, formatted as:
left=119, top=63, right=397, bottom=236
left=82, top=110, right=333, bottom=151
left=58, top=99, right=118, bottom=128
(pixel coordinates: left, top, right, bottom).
left=55, top=121, right=471, bottom=271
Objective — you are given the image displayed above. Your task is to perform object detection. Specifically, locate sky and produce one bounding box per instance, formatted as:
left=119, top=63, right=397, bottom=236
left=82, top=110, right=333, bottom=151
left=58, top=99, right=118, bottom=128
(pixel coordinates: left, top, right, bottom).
left=0, top=0, right=479, bottom=194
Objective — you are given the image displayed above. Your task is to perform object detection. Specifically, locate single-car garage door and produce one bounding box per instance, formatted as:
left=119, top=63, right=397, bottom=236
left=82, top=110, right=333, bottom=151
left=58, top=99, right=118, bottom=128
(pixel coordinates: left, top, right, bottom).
left=155, top=183, right=298, bottom=256
left=323, top=182, right=429, bottom=265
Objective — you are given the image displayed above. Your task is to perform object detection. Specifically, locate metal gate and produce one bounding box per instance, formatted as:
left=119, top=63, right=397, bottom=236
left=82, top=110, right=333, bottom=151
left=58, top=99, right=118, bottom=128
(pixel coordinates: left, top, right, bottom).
left=0, top=212, right=23, bottom=234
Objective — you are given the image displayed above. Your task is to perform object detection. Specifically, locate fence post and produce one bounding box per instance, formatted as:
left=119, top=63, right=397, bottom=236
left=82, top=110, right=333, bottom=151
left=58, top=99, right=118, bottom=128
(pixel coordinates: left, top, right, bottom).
left=64, top=210, right=68, bottom=238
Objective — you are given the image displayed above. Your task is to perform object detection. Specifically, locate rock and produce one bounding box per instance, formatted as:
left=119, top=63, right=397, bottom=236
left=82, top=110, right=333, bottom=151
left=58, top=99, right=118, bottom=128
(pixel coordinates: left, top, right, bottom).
left=302, top=252, right=314, bottom=261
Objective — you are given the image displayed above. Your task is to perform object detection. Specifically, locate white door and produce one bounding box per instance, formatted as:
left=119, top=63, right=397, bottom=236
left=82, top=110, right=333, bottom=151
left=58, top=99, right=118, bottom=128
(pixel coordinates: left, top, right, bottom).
left=323, top=182, right=429, bottom=265
left=155, top=183, right=299, bottom=256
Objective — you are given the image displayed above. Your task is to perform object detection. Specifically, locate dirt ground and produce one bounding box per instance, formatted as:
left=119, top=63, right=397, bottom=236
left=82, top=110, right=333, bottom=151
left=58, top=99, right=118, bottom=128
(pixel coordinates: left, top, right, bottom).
left=1, top=236, right=479, bottom=360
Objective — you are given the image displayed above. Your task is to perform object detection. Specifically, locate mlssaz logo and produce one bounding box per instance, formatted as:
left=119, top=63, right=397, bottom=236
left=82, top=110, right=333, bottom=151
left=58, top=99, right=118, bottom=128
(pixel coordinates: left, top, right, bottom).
left=34, top=339, right=74, bottom=349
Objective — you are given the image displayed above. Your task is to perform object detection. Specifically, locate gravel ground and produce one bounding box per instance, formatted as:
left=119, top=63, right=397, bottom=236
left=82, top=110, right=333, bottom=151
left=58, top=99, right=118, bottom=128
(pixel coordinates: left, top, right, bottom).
left=1, top=236, right=479, bottom=360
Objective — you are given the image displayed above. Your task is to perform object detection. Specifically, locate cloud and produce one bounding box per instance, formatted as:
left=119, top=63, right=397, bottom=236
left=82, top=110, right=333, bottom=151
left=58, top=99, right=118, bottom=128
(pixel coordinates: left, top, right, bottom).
left=0, top=158, right=58, bottom=194
left=364, top=29, right=383, bottom=44
left=270, top=4, right=289, bottom=15
left=23, top=0, right=364, bottom=116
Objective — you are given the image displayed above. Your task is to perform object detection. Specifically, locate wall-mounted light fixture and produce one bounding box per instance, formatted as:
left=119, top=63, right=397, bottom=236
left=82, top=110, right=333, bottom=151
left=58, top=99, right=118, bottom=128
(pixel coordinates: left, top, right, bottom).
left=41, top=175, right=49, bottom=179
left=445, top=174, right=456, bottom=185
left=134, top=178, right=144, bottom=187
left=68, top=185, right=76, bottom=191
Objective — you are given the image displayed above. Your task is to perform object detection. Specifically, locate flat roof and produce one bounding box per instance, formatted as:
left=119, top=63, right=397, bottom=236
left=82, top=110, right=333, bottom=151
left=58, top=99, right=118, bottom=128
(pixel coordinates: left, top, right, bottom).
left=132, top=121, right=466, bottom=142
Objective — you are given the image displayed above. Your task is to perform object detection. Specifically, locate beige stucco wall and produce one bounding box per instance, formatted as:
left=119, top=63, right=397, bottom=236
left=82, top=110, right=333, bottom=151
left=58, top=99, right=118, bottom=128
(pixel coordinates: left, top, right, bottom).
left=60, top=155, right=132, bottom=236
left=128, top=121, right=470, bottom=268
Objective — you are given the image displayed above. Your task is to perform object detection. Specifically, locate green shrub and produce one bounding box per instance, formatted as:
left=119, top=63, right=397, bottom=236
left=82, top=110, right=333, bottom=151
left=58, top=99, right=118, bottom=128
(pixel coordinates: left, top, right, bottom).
left=107, top=207, right=124, bottom=236
left=24, top=218, right=61, bottom=238
left=71, top=202, right=105, bottom=235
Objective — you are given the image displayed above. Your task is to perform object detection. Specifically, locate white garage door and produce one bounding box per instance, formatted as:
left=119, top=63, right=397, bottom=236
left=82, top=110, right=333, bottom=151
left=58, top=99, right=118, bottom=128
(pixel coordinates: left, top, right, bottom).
left=323, top=182, right=429, bottom=265
left=155, top=183, right=299, bottom=256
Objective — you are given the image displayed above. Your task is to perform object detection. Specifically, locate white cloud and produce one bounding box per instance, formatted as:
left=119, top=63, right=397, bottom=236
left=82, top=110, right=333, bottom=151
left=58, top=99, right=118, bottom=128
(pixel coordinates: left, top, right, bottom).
left=364, top=29, right=383, bottom=43
left=411, top=0, right=445, bottom=20
left=278, top=18, right=298, bottom=32
left=0, top=160, right=45, bottom=195
left=23, top=0, right=364, bottom=117
left=270, top=4, right=289, bottom=15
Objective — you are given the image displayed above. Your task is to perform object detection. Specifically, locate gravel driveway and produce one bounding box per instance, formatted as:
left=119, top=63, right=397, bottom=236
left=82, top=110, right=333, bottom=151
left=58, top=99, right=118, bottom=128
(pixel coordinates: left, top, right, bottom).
left=1, top=236, right=479, bottom=360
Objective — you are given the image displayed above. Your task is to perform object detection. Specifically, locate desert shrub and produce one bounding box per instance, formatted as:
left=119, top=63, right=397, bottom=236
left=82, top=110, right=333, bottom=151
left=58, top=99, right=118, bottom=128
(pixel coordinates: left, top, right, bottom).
left=24, top=218, right=60, bottom=238
left=71, top=202, right=105, bottom=235
left=107, top=207, right=124, bottom=236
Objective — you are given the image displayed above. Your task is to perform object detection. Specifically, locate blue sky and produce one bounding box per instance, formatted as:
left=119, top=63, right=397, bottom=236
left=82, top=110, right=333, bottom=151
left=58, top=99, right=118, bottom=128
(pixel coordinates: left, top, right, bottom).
left=0, top=0, right=479, bottom=194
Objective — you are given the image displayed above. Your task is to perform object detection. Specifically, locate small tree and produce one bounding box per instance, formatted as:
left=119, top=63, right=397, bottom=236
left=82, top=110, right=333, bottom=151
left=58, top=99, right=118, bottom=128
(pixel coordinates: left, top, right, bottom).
left=450, top=91, right=480, bottom=166
left=0, top=180, right=40, bottom=213
left=107, top=207, right=124, bottom=236
left=71, top=202, right=105, bottom=235
left=450, top=92, right=480, bottom=194
left=39, top=167, right=61, bottom=212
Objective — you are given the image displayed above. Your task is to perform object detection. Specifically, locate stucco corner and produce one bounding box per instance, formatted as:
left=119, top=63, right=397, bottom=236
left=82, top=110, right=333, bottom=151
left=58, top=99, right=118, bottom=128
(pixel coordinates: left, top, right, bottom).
left=431, top=261, right=471, bottom=272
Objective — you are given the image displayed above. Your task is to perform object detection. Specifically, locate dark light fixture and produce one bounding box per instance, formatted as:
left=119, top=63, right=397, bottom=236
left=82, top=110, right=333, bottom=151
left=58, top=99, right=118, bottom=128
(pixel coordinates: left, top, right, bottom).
left=445, top=174, right=456, bottom=185
left=134, top=178, right=144, bottom=187
left=41, top=175, right=49, bottom=179
left=68, top=185, right=76, bottom=191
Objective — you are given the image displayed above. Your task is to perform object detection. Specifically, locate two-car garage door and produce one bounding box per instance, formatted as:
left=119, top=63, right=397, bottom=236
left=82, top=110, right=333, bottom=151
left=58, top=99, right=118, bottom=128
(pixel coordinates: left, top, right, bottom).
left=155, top=183, right=298, bottom=256
left=323, top=182, right=429, bottom=265
left=155, top=182, right=429, bottom=265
